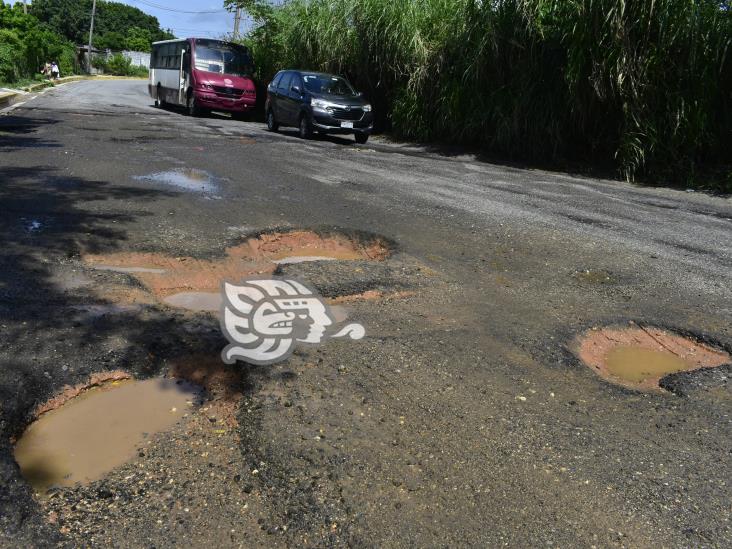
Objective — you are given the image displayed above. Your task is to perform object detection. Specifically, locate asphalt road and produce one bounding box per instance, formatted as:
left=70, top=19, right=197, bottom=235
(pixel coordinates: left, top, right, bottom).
left=1, top=80, right=731, bottom=548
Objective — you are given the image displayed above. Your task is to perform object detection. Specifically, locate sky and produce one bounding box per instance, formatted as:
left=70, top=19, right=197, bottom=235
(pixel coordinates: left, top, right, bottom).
left=116, top=0, right=250, bottom=39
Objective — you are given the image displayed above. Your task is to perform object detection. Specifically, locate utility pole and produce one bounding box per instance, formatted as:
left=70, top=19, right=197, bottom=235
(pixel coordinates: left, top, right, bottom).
left=233, top=7, right=242, bottom=40
left=87, top=0, right=97, bottom=74
left=23, top=0, right=27, bottom=14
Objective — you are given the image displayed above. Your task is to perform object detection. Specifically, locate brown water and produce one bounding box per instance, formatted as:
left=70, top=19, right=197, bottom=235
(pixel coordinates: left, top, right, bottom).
left=605, top=346, right=692, bottom=383
left=14, top=378, right=201, bottom=494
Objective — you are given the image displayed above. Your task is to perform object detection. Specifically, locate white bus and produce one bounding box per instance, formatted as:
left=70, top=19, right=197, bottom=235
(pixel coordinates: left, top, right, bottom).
left=149, top=38, right=256, bottom=118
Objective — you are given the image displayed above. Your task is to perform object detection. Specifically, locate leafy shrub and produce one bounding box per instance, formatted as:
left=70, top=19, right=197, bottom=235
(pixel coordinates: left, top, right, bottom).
left=0, top=29, right=24, bottom=83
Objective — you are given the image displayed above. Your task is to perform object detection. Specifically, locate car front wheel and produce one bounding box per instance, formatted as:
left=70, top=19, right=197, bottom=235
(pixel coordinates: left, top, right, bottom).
left=299, top=115, right=313, bottom=139
left=266, top=109, right=279, bottom=132
left=355, top=132, right=369, bottom=144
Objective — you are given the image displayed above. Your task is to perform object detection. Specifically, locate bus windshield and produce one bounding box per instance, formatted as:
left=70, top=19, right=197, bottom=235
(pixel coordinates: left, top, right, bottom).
left=194, top=40, right=253, bottom=77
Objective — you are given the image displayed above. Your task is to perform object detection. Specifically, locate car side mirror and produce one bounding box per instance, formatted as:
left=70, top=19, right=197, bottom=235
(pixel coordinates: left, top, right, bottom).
left=356, top=91, right=363, bottom=97
left=291, top=85, right=301, bottom=94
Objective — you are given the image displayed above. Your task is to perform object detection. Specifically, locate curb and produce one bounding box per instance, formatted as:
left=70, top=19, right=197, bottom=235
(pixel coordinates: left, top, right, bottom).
left=0, top=91, right=22, bottom=109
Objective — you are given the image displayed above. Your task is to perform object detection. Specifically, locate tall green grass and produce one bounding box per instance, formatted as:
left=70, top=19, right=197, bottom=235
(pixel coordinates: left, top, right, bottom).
left=236, top=0, right=731, bottom=188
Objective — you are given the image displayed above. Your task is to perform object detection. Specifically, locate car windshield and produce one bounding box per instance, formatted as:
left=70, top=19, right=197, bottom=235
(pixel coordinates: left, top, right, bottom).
left=194, top=40, right=252, bottom=77
left=303, top=74, right=356, bottom=96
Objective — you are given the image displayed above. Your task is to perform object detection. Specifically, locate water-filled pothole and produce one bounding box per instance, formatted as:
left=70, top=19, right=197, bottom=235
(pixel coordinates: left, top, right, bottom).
left=83, top=230, right=391, bottom=311
left=575, top=325, right=730, bottom=391
left=14, top=378, right=201, bottom=494
left=133, top=168, right=219, bottom=193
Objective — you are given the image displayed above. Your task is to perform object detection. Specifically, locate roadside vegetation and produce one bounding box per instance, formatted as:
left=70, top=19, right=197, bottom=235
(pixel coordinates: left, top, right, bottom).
left=92, top=53, right=149, bottom=77
left=229, top=0, right=731, bottom=190
left=0, top=3, right=75, bottom=83
left=0, top=0, right=170, bottom=86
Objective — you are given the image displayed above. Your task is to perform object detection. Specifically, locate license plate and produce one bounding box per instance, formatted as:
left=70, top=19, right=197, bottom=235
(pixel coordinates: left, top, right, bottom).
left=340, top=121, right=354, bottom=128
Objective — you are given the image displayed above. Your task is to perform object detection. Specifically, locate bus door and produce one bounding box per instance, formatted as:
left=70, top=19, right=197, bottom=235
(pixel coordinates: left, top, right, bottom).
left=179, top=47, right=190, bottom=105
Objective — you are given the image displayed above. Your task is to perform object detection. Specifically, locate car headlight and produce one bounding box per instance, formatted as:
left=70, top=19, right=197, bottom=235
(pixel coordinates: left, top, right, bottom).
left=311, top=98, right=330, bottom=109
left=362, top=104, right=372, bottom=112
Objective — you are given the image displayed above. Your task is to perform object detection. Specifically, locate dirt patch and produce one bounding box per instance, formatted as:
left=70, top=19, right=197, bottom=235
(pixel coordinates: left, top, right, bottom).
left=575, top=325, right=731, bottom=391
left=571, top=269, right=613, bottom=284
left=83, top=230, right=391, bottom=302
left=327, top=290, right=416, bottom=304
left=168, top=355, right=244, bottom=427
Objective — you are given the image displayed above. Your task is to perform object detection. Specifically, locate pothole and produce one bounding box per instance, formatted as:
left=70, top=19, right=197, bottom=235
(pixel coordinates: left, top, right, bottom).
left=133, top=168, right=219, bottom=194
left=575, top=325, right=731, bottom=391
left=571, top=269, right=613, bottom=284
left=83, top=230, right=391, bottom=311
left=14, top=377, right=202, bottom=494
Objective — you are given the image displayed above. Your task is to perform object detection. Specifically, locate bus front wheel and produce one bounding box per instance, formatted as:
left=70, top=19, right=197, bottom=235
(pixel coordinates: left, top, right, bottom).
left=187, top=94, right=203, bottom=117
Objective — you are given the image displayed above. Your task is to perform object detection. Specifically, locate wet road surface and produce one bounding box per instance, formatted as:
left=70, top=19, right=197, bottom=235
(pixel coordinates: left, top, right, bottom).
left=1, top=80, right=731, bottom=548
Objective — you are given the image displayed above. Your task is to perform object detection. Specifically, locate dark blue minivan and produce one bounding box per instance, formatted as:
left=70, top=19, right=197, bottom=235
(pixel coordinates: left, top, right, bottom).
left=265, top=70, right=373, bottom=143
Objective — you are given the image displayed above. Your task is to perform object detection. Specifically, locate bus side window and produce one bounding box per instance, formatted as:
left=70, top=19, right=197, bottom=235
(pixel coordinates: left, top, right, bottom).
left=182, top=50, right=191, bottom=72
left=164, top=44, right=174, bottom=68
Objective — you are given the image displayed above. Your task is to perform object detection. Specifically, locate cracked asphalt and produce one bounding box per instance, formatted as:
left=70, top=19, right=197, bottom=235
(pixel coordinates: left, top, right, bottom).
left=1, top=80, right=731, bottom=548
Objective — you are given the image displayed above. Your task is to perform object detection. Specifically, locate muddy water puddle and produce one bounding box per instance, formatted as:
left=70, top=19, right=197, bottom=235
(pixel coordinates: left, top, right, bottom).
left=14, top=378, right=201, bottom=494
left=576, top=326, right=731, bottom=391
left=605, top=346, right=692, bottom=383
left=133, top=168, right=219, bottom=193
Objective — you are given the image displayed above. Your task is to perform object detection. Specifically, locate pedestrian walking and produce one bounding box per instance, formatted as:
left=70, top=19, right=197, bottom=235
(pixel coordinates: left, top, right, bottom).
left=50, top=62, right=60, bottom=80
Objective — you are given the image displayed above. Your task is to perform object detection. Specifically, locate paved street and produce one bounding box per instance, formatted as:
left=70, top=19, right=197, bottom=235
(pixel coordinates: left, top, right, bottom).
left=1, top=80, right=731, bottom=548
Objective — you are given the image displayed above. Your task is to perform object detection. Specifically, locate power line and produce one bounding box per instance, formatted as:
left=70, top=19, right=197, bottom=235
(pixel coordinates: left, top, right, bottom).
left=131, top=0, right=227, bottom=14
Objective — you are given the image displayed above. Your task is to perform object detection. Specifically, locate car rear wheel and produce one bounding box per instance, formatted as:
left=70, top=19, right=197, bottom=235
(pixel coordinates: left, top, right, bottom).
left=266, top=109, right=279, bottom=132
left=298, top=115, right=313, bottom=139
left=355, top=132, right=369, bottom=144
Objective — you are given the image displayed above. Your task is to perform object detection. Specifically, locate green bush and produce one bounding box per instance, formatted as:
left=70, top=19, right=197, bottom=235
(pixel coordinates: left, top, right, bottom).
left=231, top=0, right=731, bottom=189
left=0, top=2, right=77, bottom=83
left=0, top=29, right=25, bottom=83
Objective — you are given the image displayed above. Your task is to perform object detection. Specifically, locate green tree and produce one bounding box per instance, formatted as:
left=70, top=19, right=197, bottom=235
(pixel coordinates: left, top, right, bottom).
left=96, top=31, right=126, bottom=51
left=0, top=1, right=76, bottom=82
left=125, top=26, right=153, bottom=52
left=0, top=28, right=24, bottom=82
left=30, top=0, right=174, bottom=45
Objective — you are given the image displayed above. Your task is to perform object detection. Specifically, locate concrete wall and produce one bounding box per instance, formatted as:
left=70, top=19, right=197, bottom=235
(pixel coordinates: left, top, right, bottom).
left=121, top=51, right=151, bottom=68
